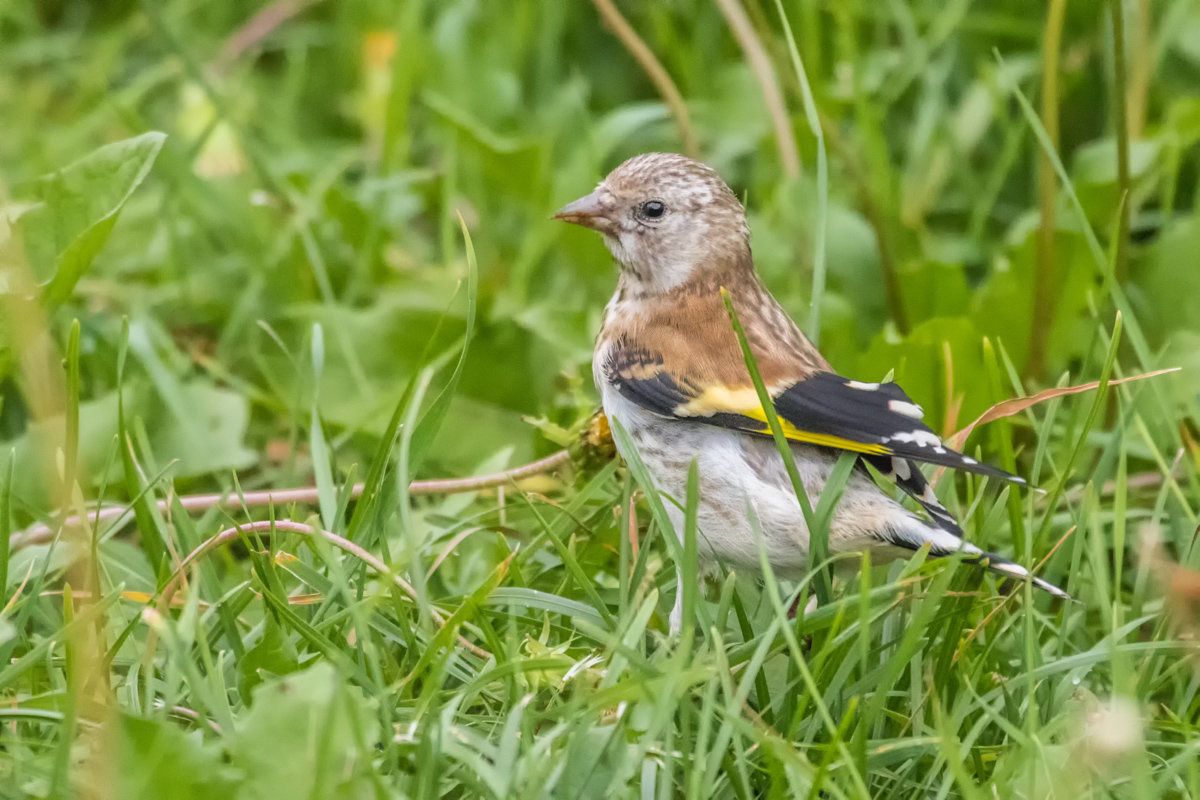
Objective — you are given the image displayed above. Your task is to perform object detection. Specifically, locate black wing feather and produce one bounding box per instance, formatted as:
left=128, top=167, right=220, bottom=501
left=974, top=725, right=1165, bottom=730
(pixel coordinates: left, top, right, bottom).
left=863, top=454, right=965, bottom=537
left=773, top=374, right=1027, bottom=486
left=603, top=345, right=690, bottom=416
left=604, top=340, right=1026, bottom=489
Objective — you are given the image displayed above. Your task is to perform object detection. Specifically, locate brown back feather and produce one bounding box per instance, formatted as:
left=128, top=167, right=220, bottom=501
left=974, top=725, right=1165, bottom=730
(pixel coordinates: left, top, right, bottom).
left=602, top=267, right=829, bottom=390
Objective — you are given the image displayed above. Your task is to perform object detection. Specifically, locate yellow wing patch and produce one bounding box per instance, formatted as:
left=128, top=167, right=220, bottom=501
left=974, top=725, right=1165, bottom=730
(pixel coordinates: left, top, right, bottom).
left=741, top=406, right=892, bottom=455
left=674, top=385, right=763, bottom=416
left=674, top=385, right=892, bottom=456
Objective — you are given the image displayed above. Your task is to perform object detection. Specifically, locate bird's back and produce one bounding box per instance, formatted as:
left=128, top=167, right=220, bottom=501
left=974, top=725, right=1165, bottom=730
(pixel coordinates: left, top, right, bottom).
left=595, top=272, right=829, bottom=400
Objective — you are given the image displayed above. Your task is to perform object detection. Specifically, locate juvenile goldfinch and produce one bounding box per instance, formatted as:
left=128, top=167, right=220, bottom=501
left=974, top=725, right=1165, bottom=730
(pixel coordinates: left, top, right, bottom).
left=556, top=153, right=1068, bottom=631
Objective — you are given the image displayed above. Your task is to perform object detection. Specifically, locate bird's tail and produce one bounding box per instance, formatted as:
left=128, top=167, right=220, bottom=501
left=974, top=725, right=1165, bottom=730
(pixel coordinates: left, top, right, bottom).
left=885, top=519, right=1070, bottom=600
left=965, top=550, right=1071, bottom=599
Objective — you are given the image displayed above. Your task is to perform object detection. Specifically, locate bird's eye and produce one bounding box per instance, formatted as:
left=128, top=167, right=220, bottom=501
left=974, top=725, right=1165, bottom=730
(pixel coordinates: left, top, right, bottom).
left=638, top=200, right=666, bottom=220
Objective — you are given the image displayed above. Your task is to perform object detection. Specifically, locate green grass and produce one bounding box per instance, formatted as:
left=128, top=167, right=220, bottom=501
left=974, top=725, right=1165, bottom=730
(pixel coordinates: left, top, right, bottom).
left=3, top=1, right=1200, bottom=797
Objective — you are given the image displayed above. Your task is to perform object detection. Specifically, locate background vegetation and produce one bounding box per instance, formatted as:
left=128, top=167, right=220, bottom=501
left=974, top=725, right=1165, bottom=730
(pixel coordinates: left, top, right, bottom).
left=1, top=0, right=1199, bottom=796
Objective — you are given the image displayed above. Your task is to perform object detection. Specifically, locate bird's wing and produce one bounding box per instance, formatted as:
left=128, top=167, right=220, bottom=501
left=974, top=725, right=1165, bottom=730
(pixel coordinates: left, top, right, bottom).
left=601, top=339, right=1027, bottom=488
left=860, top=453, right=965, bottom=535
left=601, top=340, right=1071, bottom=598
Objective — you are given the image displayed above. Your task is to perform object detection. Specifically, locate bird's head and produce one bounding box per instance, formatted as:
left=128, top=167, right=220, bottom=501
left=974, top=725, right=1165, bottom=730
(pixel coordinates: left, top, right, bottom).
left=554, top=153, right=752, bottom=295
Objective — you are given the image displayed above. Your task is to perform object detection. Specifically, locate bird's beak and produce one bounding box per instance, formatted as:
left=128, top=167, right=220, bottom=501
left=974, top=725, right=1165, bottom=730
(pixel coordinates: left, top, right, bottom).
left=553, top=188, right=613, bottom=233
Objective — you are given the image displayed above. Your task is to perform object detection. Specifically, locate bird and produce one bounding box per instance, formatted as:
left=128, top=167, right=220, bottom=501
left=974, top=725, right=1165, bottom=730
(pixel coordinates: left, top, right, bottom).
left=554, top=152, right=1068, bottom=632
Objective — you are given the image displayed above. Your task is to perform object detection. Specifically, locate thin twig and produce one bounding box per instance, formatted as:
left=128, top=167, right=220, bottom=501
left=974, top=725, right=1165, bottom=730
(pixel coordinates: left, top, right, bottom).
left=714, top=0, right=801, bottom=179
left=590, top=0, right=700, bottom=158
left=213, top=0, right=323, bottom=74
left=11, top=449, right=571, bottom=550
left=155, top=702, right=223, bottom=735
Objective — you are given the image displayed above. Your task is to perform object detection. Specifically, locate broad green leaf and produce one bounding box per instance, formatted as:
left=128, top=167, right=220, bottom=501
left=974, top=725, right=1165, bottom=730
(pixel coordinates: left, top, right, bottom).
left=409, top=215, right=478, bottom=474
left=4, top=379, right=253, bottom=513
left=115, top=714, right=236, bottom=800
left=230, top=663, right=377, bottom=800
left=238, top=612, right=301, bottom=696
left=17, top=132, right=166, bottom=309
left=1071, top=137, right=1162, bottom=230
left=1136, top=216, right=1200, bottom=342
left=971, top=228, right=1096, bottom=380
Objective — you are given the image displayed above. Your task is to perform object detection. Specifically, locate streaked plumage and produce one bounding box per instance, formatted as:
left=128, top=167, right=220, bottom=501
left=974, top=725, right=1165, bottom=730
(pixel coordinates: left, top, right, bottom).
left=556, top=153, right=1067, bottom=631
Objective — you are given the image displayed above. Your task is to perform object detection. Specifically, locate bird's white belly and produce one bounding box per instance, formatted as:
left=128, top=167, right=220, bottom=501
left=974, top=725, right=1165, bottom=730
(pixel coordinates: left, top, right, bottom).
left=600, top=382, right=829, bottom=574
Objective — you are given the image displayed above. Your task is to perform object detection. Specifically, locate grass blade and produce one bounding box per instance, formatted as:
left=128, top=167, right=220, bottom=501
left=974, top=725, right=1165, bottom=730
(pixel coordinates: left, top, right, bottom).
left=720, top=288, right=830, bottom=604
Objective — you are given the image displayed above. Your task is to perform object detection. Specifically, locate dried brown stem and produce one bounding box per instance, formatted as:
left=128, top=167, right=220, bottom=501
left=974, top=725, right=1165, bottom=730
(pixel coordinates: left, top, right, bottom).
left=714, top=0, right=801, bottom=179
left=590, top=0, right=700, bottom=159
left=213, top=0, right=323, bottom=73
left=156, top=702, right=223, bottom=735
left=11, top=449, right=571, bottom=550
